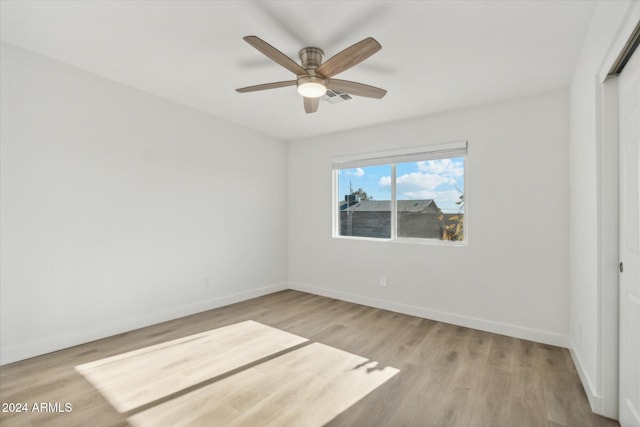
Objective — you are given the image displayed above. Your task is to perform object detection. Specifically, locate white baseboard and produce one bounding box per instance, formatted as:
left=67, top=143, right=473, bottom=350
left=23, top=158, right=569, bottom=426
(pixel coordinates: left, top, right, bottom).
left=0, top=282, right=287, bottom=366
left=288, top=281, right=568, bottom=347
left=568, top=340, right=603, bottom=414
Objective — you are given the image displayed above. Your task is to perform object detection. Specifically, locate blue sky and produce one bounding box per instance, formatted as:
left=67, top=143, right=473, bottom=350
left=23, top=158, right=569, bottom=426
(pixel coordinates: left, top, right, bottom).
left=338, top=158, right=465, bottom=213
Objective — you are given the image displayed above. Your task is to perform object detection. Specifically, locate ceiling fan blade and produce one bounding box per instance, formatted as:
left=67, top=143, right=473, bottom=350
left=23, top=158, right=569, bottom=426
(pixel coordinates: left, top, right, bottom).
left=327, top=79, right=387, bottom=99
left=316, top=37, right=381, bottom=78
left=304, top=97, right=320, bottom=114
left=243, top=36, right=308, bottom=76
left=236, top=80, right=296, bottom=93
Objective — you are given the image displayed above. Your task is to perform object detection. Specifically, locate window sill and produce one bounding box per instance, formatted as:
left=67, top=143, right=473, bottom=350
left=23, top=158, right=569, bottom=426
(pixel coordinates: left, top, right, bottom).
left=332, top=235, right=467, bottom=247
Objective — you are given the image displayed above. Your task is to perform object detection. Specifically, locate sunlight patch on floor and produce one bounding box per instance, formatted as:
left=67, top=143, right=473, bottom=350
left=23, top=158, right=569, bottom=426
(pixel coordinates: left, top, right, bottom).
left=76, top=320, right=399, bottom=426
left=75, top=320, right=307, bottom=413
left=127, top=342, right=399, bottom=427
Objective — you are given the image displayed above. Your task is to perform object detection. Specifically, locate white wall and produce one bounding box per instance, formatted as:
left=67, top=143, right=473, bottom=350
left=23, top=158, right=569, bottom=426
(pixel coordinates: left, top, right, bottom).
left=568, top=0, right=638, bottom=417
left=289, top=90, right=570, bottom=346
left=0, top=43, right=289, bottom=365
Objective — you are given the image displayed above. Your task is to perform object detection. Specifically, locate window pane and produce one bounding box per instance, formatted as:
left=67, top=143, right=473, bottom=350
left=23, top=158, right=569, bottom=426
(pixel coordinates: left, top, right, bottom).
left=337, top=165, right=392, bottom=238
left=396, top=157, right=465, bottom=240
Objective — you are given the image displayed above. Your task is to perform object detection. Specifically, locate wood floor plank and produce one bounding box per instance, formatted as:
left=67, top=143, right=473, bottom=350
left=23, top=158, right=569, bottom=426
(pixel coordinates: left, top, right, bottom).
left=0, top=290, right=619, bottom=427
left=487, top=333, right=516, bottom=373
left=508, top=366, right=548, bottom=427
left=468, top=366, right=514, bottom=427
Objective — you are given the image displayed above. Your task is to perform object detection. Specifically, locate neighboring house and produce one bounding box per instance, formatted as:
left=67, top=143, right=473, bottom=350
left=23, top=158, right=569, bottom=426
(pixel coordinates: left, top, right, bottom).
left=339, top=197, right=445, bottom=239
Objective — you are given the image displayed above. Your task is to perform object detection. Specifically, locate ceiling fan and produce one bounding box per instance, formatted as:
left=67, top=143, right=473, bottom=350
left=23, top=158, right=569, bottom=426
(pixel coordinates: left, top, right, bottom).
left=236, top=36, right=387, bottom=114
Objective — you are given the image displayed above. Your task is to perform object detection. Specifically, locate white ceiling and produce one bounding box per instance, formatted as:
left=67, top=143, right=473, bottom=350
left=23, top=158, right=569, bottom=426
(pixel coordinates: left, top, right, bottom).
left=0, top=0, right=596, bottom=141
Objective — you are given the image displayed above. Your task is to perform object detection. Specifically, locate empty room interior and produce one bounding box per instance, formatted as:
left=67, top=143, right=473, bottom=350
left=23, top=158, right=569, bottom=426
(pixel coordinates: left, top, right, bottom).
left=1, top=1, right=639, bottom=426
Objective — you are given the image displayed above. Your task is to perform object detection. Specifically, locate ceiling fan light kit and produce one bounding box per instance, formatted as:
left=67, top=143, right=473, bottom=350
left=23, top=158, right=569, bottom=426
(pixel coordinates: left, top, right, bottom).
left=236, top=35, right=387, bottom=113
left=297, top=78, right=326, bottom=98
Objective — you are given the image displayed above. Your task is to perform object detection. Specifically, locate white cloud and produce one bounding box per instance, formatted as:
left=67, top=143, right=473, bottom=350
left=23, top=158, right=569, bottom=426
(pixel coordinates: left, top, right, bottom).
left=397, top=172, right=452, bottom=191
left=416, top=159, right=464, bottom=177
left=380, top=172, right=453, bottom=191
left=346, top=167, right=365, bottom=177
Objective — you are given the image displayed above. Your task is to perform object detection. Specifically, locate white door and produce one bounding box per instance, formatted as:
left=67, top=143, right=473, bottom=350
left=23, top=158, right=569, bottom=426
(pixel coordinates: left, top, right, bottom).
left=619, top=45, right=640, bottom=427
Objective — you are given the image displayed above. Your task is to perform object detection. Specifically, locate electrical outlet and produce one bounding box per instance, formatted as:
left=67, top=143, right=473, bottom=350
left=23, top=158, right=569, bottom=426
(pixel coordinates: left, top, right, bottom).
left=380, top=277, right=387, bottom=288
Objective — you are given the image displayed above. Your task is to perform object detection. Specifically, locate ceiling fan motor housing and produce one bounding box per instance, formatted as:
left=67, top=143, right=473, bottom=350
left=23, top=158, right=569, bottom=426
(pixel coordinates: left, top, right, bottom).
left=298, top=47, right=324, bottom=71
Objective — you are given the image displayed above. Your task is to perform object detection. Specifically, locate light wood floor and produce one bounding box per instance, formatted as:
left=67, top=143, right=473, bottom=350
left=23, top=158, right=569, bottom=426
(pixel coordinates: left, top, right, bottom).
left=0, top=290, right=619, bottom=427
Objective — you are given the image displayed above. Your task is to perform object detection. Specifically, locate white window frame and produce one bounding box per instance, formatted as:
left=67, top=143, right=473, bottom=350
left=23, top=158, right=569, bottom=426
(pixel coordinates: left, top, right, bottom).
left=332, top=141, right=468, bottom=246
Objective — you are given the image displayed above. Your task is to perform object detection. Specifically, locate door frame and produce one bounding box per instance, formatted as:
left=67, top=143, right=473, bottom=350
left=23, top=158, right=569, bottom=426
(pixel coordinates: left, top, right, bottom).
left=596, top=4, right=640, bottom=419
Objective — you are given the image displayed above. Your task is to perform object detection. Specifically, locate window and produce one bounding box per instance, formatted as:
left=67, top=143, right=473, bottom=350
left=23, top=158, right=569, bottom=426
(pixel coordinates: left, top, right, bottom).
left=333, top=142, right=467, bottom=243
